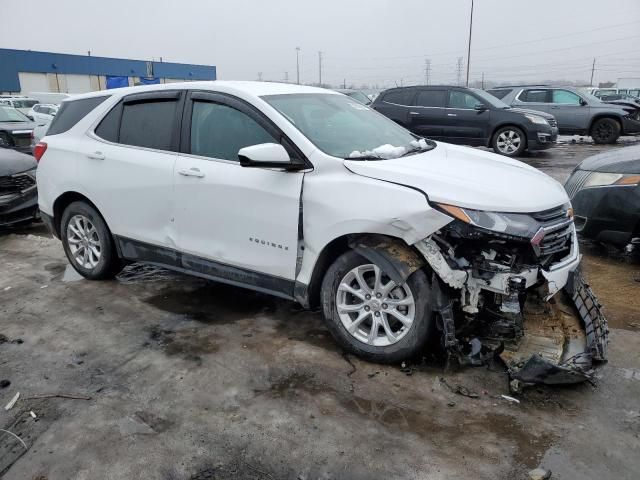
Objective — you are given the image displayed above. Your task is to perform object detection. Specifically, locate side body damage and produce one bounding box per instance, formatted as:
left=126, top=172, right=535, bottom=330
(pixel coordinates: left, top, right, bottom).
left=410, top=208, right=609, bottom=390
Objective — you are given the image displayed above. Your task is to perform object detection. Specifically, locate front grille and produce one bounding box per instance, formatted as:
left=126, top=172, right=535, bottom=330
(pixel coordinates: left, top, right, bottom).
left=531, top=205, right=567, bottom=224
left=564, top=170, right=591, bottom=199
left=531, top=206, right=574, bottom=259
left=538, top=222, right=573, bottom=256
left=0, top=173, right=36, bottom=195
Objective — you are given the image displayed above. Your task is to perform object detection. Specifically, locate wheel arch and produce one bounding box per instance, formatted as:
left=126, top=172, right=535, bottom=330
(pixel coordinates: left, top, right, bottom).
left=52, top=191, right=106, bottom=238
left=298, top=233, right=425, bottom=310
left=589, top=114, right=622, bottom=135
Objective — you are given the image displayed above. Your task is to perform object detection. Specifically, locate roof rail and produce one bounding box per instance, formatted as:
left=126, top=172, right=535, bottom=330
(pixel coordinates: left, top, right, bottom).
left=490, top=84, right=550, bottom=88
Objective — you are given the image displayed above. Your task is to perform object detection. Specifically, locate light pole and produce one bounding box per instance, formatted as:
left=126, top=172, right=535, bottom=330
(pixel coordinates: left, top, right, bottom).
left=465, top=0, right=474, bottom=86
left=296, top=47, right=301, bottom=84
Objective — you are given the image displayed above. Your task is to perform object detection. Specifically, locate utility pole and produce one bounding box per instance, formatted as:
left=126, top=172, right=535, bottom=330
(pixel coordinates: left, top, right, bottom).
left=456, top=57, right=463, bottom=85
left=590, top=58, right=596, bottom=86
left=257, top=72, right=263, bottom=81
left=284, top=71, right=289, bottom=83
left=466, top=0, right=474, bottom=86
left=424, top=58, right=431, bottom=85
left=481, top=72, right=485, bottom=89
left=318, top=51, right=323, bottom=86
left=343, top=78, right=346, bottom=89
left=295, top=47, right=301, bottom=84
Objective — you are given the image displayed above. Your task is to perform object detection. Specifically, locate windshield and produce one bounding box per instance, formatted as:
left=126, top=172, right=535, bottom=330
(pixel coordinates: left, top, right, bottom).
left=470, top=88, right=511, bottom=109
left=12, top=100, right=38, bottom=109
left=263, top=93, right=431, bottom=159
left=0, top=106, right=30, bottom=122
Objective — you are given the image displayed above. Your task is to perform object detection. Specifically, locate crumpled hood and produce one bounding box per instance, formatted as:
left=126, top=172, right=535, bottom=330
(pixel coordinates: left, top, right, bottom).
left=344, top=142, right=569, bottom=213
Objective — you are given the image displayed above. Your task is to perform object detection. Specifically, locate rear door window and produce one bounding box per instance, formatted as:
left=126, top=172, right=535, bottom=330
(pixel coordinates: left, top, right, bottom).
left=414, top=90, right=446, bottom=108
left=519, top=89, right=549, bottom=103
left=47, top=96, right=110, bottom=135
left=381, top=90, right=415, bottom=106
left=118, top=98, right=180, bottom=151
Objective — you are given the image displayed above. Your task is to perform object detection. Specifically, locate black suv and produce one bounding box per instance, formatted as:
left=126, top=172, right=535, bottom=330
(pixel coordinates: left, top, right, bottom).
left=371, top=86, right=558, bottom=156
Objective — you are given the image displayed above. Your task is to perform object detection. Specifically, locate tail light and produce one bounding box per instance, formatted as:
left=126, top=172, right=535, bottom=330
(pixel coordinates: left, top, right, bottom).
left=33, top=142, right=47, bottom=162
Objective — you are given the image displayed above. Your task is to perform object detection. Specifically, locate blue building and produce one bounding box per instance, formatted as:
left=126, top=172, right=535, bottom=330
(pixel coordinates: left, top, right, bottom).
left=0, top=48, right=216, bottom=94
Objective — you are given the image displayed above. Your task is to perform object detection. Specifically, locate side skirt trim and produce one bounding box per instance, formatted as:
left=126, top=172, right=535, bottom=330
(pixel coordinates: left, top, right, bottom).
left=115, top=236, right=298, bottom=301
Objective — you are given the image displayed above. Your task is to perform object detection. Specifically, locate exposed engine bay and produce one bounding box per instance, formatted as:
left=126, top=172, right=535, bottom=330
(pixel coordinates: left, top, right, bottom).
left=414, top=204, right=609, bottom=391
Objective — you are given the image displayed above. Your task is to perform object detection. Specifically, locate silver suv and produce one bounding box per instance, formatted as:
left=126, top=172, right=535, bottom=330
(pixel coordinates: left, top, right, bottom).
left=488, top=85, right=640, bottom=144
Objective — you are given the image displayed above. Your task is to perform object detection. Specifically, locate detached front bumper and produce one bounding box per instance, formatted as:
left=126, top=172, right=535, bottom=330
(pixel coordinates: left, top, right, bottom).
left=622, top=116, right=640, bottom=135
left=414, top=229, right=608, bottom=390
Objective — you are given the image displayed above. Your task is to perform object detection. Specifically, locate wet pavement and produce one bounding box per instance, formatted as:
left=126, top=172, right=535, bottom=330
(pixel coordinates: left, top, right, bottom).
left=1, top=140, right=639, bottom=479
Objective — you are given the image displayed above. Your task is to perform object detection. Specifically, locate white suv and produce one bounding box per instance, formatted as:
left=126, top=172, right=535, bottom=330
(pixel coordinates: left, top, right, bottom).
left=27, top=103, right=59, bottom=123
left=35, top=82, right=607, bottom=386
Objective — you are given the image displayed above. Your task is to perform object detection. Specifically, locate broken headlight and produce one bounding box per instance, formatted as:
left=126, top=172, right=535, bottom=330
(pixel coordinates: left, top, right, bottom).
left=434, top=203, right=543, bottom=238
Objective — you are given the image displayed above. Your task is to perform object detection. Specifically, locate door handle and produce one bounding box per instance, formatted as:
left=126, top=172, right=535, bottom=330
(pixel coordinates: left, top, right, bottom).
left=86, top=151, right=105, bottom=160
left=178, top=167, right=205, bottom=178
left=447, top=113, right=457, bottom=117
left=409, top=111, right=420, bottom=115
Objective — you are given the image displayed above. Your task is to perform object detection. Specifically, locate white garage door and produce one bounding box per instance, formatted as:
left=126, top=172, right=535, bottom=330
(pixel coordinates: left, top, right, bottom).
left=64, top=74, right=93, bottom=93
left=18, top=72, right=49, bottom=93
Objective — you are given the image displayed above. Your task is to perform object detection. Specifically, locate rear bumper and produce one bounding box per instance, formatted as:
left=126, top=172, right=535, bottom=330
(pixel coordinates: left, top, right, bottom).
left=0, top=187, right=38, bottom=226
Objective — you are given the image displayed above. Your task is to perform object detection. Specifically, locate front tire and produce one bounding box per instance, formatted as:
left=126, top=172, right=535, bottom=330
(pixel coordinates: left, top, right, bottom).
left=591, top=118, right=620, bottom=144
left=492, top=126, right=526, bottom=157
left=320, top=250, right=434, bottom=364
left=60, top=201, right=123, bottom=279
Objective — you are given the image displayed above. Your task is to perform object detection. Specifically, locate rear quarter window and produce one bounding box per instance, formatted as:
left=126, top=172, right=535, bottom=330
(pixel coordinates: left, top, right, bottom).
left=381, top=90, right=415, bottom=106
left=47, top=96, right=110, bottom=136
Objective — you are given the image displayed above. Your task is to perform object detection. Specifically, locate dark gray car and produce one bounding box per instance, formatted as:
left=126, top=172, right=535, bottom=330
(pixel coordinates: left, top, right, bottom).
left=488, top=85, right=640, bottom=144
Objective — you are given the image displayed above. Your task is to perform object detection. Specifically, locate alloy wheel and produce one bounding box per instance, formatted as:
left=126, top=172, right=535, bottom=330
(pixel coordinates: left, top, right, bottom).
left=593, top=122, right=613, bottom=142
left=66, top=214, right=102, bottom=269
left=496, top=130, right=522, bottom=154
left=336, top=264, right=415, bottom=347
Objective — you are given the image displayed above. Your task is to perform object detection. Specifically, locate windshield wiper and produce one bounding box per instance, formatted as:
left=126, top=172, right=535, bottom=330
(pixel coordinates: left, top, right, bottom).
left=344, top=155, right=383, bottom=160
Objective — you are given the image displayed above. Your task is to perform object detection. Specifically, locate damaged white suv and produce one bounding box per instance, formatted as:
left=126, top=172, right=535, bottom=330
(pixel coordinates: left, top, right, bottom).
left=35, top=82, right=608, bottom=389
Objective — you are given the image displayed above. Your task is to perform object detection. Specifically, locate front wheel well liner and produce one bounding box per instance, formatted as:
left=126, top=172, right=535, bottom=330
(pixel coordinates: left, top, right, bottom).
left=303, top=233, right=425, bottom=310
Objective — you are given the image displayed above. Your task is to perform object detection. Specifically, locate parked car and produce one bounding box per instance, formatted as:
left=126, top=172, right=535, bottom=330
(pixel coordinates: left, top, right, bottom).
left=565, top=145, right=640, bottom=246
left=0, top=147, right=38, bottom=227
left=27, top=103, right=59, bottom=123
left=35, top=82, right=607, bottom=387
left=591, top=94, right=640, bottom=120
left=371, top=85, right=558, bottom=157
left=589, top=87, right=640, bottom=99
left=0, top=96, right=39, bottom=115
left=0, top=106, right=36, bottom=154
left=488, top=85, right=640, bottom=144
left=335, top=89, right=372, bottom=105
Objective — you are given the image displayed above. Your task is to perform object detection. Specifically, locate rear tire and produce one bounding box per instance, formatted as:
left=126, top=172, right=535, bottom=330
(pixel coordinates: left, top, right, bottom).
left=492, top=126, right=526, bottom=157
left=591, top=118, right=620, bottom=144
left=320, top=250, right=434, bottom=364
left=60, top=201, right=123, bottom=280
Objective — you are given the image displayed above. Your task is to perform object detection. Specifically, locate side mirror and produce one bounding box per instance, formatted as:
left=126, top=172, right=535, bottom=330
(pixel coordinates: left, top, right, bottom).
left=474, top=103, right=488, bottom=111
left=238, top=143, right=302, bottom=170
left=579, top=98, right=588, bottom=106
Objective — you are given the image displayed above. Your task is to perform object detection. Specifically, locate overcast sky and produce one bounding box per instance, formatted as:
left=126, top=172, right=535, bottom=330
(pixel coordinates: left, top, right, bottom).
left=1, top=0, right=639, bottom=88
